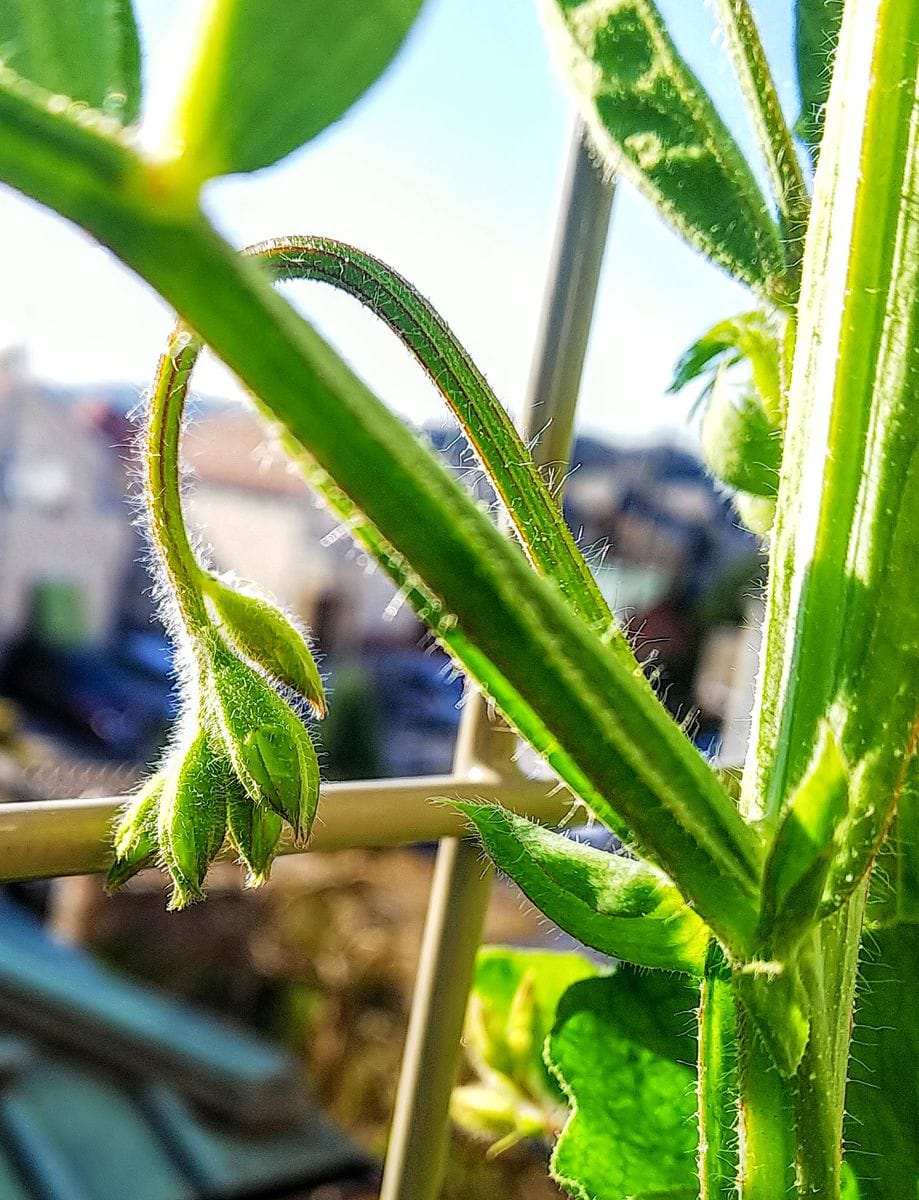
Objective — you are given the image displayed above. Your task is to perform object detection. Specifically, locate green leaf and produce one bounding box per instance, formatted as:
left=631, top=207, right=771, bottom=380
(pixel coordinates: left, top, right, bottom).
left=669, top=311, right=783, bottom=424
left=735, top=958, right=809, bottom=1078
left=542, top=0, right=784, bottom=298
left=166, top=0, right=424, bottom=187
left=547, top=969, right=699, bottom=1200
left=760, top=722, right=849, bottom=954
left=106, top=772, right=163, bottom=891
left=455, top=803, right=709, bottom=974
left=204, top=641, right=320, bottom=841
left=845, top=922, right=919, bottom=1199
left=202, top=574, right=326, bottom=716
left=794, top=0, right=845, bottom=159
left=156, top=732, right=230, bottom=909
left=0, top=0, right=140, bottom=122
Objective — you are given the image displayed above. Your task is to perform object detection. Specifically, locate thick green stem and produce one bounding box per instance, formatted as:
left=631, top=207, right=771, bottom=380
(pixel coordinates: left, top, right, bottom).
left=744, top=0, right=919, bottom=851
left=736, top=1006, right=795, bottom=1199
left=712, top=0, right=809, bottom=285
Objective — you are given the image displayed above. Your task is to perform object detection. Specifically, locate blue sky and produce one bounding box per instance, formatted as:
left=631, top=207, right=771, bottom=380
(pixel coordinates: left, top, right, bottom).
left=0, top=0, right=800, bottom=442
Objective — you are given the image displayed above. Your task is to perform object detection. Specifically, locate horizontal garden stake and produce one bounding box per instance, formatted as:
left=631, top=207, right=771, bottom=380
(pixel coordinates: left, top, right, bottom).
left=0, top=774, right=574, bottom=884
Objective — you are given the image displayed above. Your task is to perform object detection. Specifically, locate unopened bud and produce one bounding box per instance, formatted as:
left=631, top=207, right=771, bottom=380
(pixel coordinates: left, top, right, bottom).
left=204, top=576, right=326, bottom=716
left=157, top=731, right=230, bottom=910
left=106, top=774, right=164, bottom=892
left=205, top=643, right=320, bottom=842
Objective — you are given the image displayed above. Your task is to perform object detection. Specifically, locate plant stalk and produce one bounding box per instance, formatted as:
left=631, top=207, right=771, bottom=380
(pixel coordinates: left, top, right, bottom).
left=698, top=945, right=739, bottom=1198
left=144, top=325, right=210, bottom=635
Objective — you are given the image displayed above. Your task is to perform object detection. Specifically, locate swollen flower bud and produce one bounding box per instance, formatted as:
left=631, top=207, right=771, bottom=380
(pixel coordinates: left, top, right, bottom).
left=106, top=773, right=164, bottom=892
left=157, top=731, right=230, bottom=910
left=701, top=373, right=782, bottom=499
left=204, top=641, right=320, bottom=842
left=226, top=782, right=284, bottom=887
left=203, top=575, right=326, bottom=716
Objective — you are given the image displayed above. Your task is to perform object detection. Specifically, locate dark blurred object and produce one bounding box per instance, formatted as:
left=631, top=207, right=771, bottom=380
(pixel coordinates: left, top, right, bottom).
left=0, top=633, right=177, bottom=760
left=320, top=663, right=383, bottom=782
left=359, top=648, right=463, bottom=777
left=0, top=894, right=372, bottom=1199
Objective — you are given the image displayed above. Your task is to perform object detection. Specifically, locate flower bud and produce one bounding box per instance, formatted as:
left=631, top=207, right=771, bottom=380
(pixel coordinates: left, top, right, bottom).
left=157, top=731, right=230, bottom=910
left=205, top=642, right=320, bottom=842
left=106, top=773, right=164, bottom=892
left=701, top=372, right=782, bottom=498
left=203, top=576, right=326, bottom=716
left=226, top=782, right=284, bottom=887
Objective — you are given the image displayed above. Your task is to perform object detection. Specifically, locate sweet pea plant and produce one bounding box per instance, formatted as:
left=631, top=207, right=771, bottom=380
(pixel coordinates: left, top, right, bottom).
left=0, top=0, right=915, bottom=1196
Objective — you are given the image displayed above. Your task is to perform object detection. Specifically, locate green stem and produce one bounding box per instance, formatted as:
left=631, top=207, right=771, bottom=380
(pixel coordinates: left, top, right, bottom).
left=246, top=237, right=620, bottom=645
left=789, top=894, right=864, bottom=1197
left=144, top=325, right=210, bottom=635
left=736, top=1005, right=795, bottom=1198
left=698, top=944, right=739, bottom=1198
left=744, top=0, right=919, bottom=843
left=712, top=0, right=809, bottom=285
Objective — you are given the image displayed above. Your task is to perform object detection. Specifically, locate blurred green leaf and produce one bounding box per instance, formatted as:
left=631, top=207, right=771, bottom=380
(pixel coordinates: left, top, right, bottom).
left=795, top=0, right=845, bottom=159
left=543, top=0, right=784, bottom=297
left=466, top=947, right=599, bottom=1095
left=0, top=0, right=140, bottom=121
left=455, top=803, right=709, bottom=974
left=452, top=946, right=599, bottom=1154
left=840, top=1162, right=861, bottom=1199
left=167, top=0, right=425, bottom=186
left=548, top=969, right=699, bottom=1200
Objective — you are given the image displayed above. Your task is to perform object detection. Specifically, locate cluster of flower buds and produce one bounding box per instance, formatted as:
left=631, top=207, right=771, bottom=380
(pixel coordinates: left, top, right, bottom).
left=107, top=575, right=325, bottom=908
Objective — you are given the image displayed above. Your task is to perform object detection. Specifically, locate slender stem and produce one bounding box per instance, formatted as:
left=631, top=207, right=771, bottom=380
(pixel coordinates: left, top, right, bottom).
left=698, top=945, right=739, bottom=1198
left=712, top=0, right=809, bottom=285
left=247, top=236, right=621, bottom=646
left=145, top=326, right=210, bottom=634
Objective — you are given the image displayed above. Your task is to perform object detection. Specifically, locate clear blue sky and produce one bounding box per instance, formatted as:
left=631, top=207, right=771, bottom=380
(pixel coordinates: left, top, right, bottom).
left=0, top=0, right=799, bottom=442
